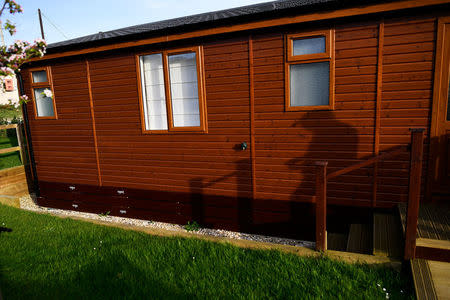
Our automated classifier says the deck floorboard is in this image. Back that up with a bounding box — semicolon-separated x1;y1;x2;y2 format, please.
398;203;449;241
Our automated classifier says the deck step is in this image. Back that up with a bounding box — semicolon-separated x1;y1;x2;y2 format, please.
0;172;26;188
398;203;450;240
0;182;29;197
0;195;20;208
327;233;347;252
347;224;372;254
373;213;403;258
411;259;438;300
0;165;25;178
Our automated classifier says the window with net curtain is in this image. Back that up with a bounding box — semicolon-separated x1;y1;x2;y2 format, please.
139;49;204;132
286;30;334;110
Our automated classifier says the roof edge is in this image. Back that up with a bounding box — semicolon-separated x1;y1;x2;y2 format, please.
32;0;450;62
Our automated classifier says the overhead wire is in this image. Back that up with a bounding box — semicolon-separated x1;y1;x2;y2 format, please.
41;12;70;39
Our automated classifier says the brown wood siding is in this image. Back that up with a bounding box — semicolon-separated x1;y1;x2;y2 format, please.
88;38;252;199
23;59;99;185
378;17;435;205
22;13;438;225
253;24;379;206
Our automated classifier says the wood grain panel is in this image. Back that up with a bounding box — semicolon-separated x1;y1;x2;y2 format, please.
22;59;99;185
21;13;437;232
378;18;435;203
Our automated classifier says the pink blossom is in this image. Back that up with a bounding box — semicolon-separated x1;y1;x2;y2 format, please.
42;89;52;98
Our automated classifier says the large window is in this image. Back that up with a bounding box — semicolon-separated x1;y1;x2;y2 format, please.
30;67;57;118
285;30;335;111
137;47;207;133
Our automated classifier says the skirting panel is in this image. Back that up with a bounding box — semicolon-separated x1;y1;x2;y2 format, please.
37;181;317;240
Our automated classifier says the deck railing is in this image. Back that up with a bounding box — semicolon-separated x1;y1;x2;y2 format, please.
314;129;424;258
0;123;25;163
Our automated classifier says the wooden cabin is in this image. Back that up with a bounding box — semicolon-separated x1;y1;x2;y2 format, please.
20;0;450;243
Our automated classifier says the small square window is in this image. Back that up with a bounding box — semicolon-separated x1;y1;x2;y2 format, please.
289;62;330;107
30;67;57;119
285;30;334;111
32;70;48;83
292;37;326;56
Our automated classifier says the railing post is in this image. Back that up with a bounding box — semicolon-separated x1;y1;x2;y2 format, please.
404;128;424;260
15;123;25;164
315;161;328;252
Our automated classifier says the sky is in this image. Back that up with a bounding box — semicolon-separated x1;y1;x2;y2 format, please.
2;0;274;45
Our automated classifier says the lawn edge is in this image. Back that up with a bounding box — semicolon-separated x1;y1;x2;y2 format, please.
15;204;402;270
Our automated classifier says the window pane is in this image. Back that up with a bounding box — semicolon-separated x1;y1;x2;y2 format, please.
32;71;48;83
140;54;168;130
290;62;329;107
168;52;200;127
34;88;55;117
293;37;326;56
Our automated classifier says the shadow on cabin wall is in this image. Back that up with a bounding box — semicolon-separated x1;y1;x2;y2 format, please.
287;112;363;235
188;112;373;240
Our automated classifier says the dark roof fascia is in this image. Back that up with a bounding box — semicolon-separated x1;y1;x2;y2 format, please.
46;0;399;54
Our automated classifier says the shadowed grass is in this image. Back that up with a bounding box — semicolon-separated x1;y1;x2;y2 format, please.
0;204;414;299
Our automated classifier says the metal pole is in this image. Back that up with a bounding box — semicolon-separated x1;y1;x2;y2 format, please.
38;9;45;40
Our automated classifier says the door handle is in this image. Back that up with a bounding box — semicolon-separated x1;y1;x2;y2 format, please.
240;142;248;150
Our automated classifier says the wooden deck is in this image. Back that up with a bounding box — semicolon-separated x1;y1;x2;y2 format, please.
399;203;450;262
399;203;450;241
346;224;372;254
411;259;450;300
399;203;450;299
373;213;403;258
0;166;29;207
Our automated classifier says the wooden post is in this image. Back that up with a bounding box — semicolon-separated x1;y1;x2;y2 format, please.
315;161;328;252
15;123;25;164
404;129;424;260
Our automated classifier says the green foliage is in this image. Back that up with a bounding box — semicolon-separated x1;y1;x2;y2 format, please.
0;204;414;299
0;105;22;124
98;211;111;217
0;0;46;108
184;220;200;232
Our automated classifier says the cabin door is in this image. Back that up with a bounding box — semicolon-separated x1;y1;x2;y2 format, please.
429;18;450;199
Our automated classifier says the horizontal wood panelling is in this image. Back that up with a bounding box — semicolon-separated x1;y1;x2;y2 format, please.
253;24;378;203
377;17;435;203
86;39;253;197
22;12;438;231
23;58;99;185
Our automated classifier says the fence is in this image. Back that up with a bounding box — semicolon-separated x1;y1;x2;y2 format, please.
0;123;26;164
314;129;424;260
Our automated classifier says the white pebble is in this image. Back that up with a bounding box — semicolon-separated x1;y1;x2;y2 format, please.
18;194;314;248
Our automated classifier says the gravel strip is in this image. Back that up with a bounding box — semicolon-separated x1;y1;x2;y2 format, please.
20;194;315;248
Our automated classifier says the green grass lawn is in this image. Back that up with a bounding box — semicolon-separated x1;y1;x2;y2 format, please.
0;134;22;170
0;204;414;299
